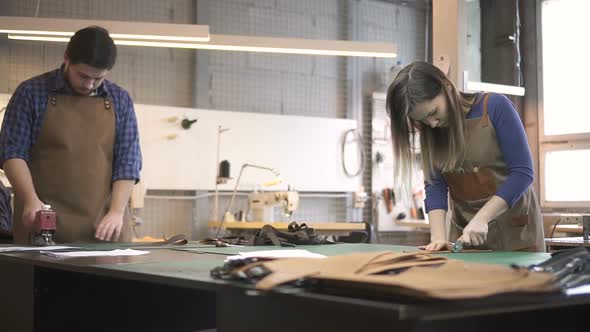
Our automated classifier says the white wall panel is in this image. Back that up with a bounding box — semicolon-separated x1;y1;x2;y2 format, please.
135;103;361;192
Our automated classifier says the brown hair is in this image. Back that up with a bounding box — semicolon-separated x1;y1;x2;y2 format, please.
386;61;475;183
66;26;117;70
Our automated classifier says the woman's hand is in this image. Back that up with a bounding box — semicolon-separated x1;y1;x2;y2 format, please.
460;218;489;246
424;240;448;251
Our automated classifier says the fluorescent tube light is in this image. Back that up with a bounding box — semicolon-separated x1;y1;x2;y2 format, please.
463;71;525;96
191;34;397;57
8;34;205;49
0;16;210;43
2;16;397;57
9;35;69;43
9;33;397;58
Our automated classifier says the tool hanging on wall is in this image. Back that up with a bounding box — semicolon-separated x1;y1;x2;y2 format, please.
341;128;365;177
389;188;396;205
181;117;198;129
410;187;425;220
382;187;396;214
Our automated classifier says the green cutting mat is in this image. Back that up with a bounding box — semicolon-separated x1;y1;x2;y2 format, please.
88;244;552;285
437;251;551;267
173;243;551;266
173;243;415;255
93;255;230;284
54;241;215;251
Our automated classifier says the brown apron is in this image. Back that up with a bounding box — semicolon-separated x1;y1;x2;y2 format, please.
442;94;545;252
13;94;132;244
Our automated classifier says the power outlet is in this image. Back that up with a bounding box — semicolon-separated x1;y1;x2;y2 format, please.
353;189;368;209
560;214;583;225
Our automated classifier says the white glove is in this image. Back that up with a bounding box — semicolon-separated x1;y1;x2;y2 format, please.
459;218;488;246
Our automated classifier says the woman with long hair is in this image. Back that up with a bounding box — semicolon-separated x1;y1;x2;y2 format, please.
386;61;544;252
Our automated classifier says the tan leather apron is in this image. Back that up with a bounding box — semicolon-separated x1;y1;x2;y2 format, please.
442;94;545;252
13;94;132;244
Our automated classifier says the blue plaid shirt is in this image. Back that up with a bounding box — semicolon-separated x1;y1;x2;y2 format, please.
0;65;142;182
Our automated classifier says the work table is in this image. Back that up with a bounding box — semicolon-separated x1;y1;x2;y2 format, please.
0;243;588;332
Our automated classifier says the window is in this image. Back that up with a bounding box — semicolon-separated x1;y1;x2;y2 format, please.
540;0;590;207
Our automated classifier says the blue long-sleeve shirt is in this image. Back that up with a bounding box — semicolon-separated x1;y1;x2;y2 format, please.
424;93;534;212
0;65;142;182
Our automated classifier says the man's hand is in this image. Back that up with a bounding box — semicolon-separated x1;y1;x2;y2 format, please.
3;158;44;231
96;180;134;242
95;210;124;241
23;198;46;230
459;217;489;246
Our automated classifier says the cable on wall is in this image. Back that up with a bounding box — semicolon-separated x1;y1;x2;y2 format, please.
515;0;523;87
34;0;41;17
341;128;365;177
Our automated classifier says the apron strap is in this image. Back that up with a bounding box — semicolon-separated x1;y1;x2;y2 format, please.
104;98;112;110
480;93;491;128
49;95;112;110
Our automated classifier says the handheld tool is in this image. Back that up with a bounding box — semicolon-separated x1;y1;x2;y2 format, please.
29;204;57;246
451;240;465;253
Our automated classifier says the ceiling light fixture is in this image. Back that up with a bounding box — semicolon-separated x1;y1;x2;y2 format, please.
189;34;397;58
0;16;210;44
2;16;396;58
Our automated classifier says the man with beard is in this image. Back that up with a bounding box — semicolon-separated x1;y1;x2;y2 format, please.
0;26;141;244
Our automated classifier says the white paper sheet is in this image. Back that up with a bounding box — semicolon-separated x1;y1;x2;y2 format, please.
226;249;326;262
40;249;149;258
0;246;78;252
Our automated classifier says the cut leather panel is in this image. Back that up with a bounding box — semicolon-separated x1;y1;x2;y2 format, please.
252;252;556;299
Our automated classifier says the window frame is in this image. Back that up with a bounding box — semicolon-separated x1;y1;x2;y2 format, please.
539;141;590;209
538;0;590;208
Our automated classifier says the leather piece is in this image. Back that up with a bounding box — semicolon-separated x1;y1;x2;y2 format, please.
508;214;530;226
250;251;556;299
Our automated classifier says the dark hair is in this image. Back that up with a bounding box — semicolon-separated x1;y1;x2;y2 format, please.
386;61;475;182
65;26;117;70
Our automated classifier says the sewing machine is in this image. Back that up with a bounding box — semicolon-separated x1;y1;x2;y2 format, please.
248;190;299;222
29;205;57;246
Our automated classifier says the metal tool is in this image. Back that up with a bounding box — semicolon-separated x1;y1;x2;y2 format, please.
29;204;57;246
451;240;465;253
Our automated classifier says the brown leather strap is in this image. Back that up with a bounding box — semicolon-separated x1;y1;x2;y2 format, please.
151;234;188;246
129;234;188;247
417;245;493;253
